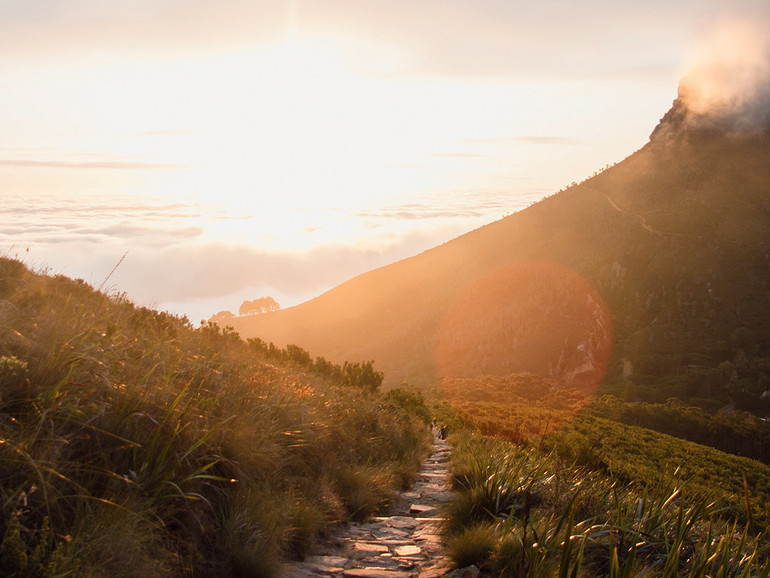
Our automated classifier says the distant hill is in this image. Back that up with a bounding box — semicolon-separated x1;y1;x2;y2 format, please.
231;96;770;412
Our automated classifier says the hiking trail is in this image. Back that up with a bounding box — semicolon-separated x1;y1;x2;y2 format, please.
281;436;454;577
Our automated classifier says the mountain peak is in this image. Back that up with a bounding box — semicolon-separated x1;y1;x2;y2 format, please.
651;49;770;141
650;85;770;143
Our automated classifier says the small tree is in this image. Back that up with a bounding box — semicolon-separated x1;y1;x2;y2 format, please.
716;360;736;385
209;310;236;324
342;360;384;392
239;297;281;316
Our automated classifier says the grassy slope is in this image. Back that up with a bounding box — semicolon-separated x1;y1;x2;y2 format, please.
438;374;770;526
0;258;430;577
442;430;770;576
547;415;770;527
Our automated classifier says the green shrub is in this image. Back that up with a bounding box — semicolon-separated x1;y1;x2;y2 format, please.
331;465;393;522
384;387;431;424
446;523;497;569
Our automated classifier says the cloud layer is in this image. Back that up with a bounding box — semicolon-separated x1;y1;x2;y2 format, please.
1;0;745;80
2;189;537;321
678;15;770;130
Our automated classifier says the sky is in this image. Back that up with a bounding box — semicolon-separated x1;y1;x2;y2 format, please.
1;0;768;323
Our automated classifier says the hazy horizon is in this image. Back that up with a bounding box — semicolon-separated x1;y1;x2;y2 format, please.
2;0;768;322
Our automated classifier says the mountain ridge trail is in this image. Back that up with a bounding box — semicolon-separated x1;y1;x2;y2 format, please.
281;436;455;578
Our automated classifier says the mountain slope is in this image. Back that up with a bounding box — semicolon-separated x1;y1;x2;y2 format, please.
231;102;770;408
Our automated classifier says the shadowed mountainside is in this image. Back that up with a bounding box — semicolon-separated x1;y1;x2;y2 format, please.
232;100;770;410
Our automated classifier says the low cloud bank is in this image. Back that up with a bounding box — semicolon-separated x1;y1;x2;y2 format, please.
677;15;770;131
110;226;465;309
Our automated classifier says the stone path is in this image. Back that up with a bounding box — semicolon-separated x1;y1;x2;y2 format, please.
282;437;454;578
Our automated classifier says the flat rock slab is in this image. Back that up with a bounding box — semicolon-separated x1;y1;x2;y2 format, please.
394;545;421;557
343;568;416;578
304;555;354;569
409;504;438;516
282;566;324;578
297;564;346;576
352;542;390;556
423;491;452;502
378;516;419;530
445;565;481;578
362;557;411;570
372;527;410;540
419;473;446;480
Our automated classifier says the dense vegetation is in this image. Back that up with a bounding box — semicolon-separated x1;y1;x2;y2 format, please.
442;432;769;576
246;338;385;393
584;394;770;464
544;416;770;527
4;255;769;577
437;371;770;574
0;257;430;576
441;374;770;465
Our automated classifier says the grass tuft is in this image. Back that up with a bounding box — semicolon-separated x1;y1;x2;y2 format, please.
446;522;497;569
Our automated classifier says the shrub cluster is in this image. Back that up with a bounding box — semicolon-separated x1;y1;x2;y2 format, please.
442;432;770;576
586;395;770;464
246;338;384;392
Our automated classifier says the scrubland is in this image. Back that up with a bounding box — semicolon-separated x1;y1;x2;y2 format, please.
439;374;770;575
4;255;770;577
0;257;430;576
442;431;769;576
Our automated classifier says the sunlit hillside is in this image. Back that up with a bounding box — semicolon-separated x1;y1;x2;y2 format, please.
0;258;430;575
232;97;770;414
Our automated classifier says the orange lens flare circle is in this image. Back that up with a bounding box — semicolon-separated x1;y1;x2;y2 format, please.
434;261;613;392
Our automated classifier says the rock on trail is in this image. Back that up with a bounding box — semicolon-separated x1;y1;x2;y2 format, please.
282;437;454;577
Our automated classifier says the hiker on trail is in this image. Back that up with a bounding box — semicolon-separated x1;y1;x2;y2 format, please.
438;425;449;440
431;418;437;435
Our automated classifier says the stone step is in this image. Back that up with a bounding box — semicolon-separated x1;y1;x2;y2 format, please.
305;556;353;569
394;545;422;557
282;439;453;578
409;504;438;516
342;567;416;578
351;542;390;556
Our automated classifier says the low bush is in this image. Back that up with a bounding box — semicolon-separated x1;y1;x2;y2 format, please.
446;523;497;569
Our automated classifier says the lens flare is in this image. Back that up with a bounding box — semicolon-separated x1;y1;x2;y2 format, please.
434;261;613;390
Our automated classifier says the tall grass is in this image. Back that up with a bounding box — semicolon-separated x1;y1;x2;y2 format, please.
442;432;770;576
0;257;431;576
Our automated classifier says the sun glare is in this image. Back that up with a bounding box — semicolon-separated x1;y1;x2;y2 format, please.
166;37;494;240
175;39;392;210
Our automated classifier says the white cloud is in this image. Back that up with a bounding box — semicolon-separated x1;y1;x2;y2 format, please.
678;14;770;130
1;0;756;81
2;188;534;321
0;159;185;170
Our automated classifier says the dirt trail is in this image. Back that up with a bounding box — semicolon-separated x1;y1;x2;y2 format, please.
281;437;454;577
